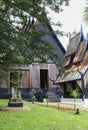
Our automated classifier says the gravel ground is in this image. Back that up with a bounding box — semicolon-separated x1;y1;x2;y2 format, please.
0;102;88;111
0;106;31;111
35;102;88;110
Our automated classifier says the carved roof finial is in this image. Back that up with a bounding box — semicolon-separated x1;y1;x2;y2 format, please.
68;32;71;41
80;24;83;34
80;24;85;41
86;33;88;41
86;33;88;51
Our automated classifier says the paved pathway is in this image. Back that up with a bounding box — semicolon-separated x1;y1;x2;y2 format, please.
35;98;88;110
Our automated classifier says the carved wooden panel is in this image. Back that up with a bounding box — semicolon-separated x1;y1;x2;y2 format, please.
21;71;29;88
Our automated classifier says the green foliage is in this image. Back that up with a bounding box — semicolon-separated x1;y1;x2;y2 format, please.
57;102;60;109
29;89;36;103
70;89;80;110
83;0;88;25
10;71;22;85
0;0;70;78
0;99;88;130
17;85;23;91
70;89;80;99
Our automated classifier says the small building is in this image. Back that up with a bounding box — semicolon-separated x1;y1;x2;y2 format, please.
55;27;88;100
0;19;65;102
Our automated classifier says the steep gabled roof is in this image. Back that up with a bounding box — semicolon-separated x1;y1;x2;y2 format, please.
65;26;85;57
36;20;66;65
47;24;66;54
65;33;81;56
37;21;66;54
73;40;87;64
64;26;86;67
20;16;65;64
72;26;86;64
55;27;88;84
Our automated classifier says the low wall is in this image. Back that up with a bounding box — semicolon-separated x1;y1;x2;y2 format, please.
61;98;82;105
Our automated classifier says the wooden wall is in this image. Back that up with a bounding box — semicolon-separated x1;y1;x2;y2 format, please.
1;63;58;90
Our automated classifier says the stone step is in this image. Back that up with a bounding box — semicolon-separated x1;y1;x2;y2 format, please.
47;92;60;102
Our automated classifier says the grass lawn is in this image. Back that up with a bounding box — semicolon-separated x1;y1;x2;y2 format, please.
0;99;88;130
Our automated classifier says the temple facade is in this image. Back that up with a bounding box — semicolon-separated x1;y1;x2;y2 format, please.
55;27;88;100
0;20;65;101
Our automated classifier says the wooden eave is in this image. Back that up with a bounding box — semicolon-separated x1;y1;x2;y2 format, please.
81;51;88;66
64;56;71;67
55;65;88;84
64;52;76;68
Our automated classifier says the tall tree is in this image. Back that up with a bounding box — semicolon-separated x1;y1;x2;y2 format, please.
0;0;70;78
83;0;88;25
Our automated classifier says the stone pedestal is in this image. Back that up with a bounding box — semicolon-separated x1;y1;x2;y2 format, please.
8;102;23;107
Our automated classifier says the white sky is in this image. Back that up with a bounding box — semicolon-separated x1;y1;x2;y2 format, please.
47;0;88;50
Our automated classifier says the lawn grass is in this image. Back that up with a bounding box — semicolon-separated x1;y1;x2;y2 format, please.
0;99;88;130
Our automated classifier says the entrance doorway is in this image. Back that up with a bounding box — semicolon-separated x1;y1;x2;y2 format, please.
63;81;82;98
40;69;48;91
